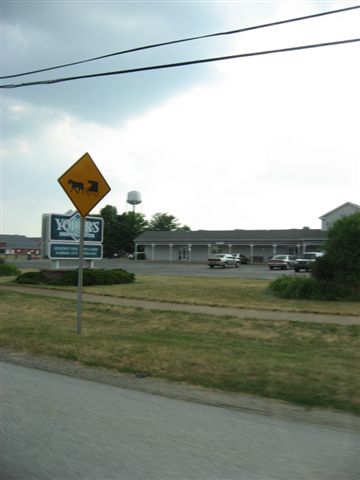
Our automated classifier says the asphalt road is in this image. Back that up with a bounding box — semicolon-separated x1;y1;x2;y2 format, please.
11;258;302;280
2;362;359;480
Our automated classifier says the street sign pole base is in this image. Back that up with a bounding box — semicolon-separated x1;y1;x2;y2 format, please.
77;215;85;335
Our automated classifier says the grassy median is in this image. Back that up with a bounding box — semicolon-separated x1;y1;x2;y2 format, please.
7;274;360;315
1;289;359;414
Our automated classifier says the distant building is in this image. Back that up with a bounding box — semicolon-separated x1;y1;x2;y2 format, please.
319;202;360;230
135;202;359;263
135;228;326;263
2;201;359;263
0;235;41;258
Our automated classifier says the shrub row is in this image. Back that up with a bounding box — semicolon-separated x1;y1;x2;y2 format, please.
0;263;21;276
16;268;135;286
268;276;318;300
268;275;360;301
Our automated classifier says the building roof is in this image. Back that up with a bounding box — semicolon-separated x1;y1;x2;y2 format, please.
135;229;326;244
0;235;41;249
319;202;360;220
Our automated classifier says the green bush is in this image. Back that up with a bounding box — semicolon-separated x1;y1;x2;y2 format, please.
311;260;360;300
16;271;45;284
16;269;135;286
0;263;21;276
268;275;360;301
316;213;360;287
268;276;320;299
269;213;360;302
311;255;335;282
53;269;135;286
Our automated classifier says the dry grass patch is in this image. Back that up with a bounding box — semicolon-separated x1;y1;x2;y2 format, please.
1;290;360;413
82;275;360;316
8;272;360;315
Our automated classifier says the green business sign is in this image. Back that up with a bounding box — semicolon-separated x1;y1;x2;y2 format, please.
49;212;103;242
48;243;102;260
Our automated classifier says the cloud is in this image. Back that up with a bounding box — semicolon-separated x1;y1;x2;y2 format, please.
2;22;36;51
85;9;164;34
8;104;26;113
3;38;359;235
2;1;359;236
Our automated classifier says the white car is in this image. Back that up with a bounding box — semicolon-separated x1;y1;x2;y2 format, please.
268;255;296;270
207;254;239;268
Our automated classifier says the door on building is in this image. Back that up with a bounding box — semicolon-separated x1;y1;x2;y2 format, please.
177;247;188;260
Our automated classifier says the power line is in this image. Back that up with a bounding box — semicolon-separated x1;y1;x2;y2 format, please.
1;38;358;89
1;4;359;80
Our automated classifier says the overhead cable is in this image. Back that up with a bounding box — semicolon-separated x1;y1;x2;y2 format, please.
1;38;359;89
1;4;359;80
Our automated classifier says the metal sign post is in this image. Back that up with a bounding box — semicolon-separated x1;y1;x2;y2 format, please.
77;215;85;334
58;152;111;334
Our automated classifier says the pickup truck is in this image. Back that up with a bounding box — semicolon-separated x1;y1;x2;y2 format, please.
294;252;324;272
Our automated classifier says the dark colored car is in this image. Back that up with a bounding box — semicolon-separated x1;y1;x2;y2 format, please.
233;254;250;264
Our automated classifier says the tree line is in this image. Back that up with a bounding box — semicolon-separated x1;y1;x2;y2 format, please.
100;205;190;258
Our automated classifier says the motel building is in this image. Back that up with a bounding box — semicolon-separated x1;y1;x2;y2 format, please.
134;202;360;263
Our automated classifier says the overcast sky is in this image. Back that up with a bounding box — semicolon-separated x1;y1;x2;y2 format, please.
1;0;359;237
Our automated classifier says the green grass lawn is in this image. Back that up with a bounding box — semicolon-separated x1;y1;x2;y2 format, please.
82;275;360;315
5;273;359;315
1;289;359;414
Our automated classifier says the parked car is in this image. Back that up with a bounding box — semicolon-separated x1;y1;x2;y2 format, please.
268;254;296;270
294;252;324;272
233;254;250;264
207;254;239;268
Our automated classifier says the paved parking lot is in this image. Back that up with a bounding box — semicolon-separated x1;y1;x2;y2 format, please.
12;258;304;280
112;260;301;280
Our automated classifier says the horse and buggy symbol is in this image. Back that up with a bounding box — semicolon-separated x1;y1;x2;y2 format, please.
68;179;99;197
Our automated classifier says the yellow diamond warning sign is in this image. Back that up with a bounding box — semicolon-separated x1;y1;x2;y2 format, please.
58;152;111;217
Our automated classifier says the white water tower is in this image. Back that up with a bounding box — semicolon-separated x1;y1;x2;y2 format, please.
127;191;142;213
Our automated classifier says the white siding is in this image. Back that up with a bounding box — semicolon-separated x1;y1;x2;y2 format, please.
321;204;360;230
